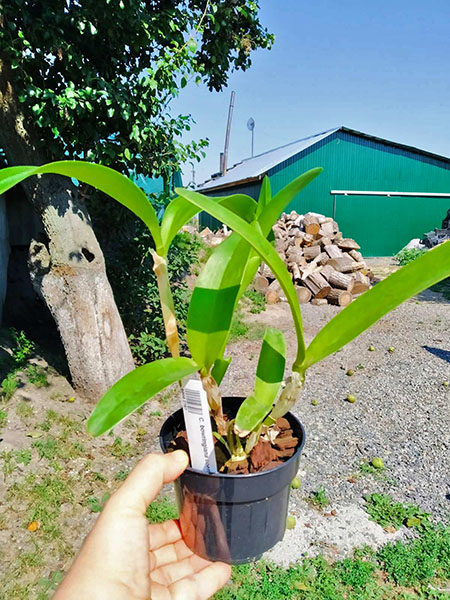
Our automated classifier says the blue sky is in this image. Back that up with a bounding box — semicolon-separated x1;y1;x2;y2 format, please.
172;0;450;187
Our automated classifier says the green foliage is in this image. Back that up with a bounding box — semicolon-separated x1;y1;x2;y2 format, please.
26;365;49;388
364;493;431;530
395;247;427;265
0;409;7;428
0;372;18;401
10;329;35;368
307;487;330;510
1;1;272;176
244;289;267;314
86;493;110;513
146;497;178;523
14;449;32;466
236;328;286;435
378;525;450;586
214;524;450;598
114;469;130;482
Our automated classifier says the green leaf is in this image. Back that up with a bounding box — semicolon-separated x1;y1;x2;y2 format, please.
0;162;163;253
187;233;250;369
211;356;232;386
175;187;306;369
259;167;323;235
87;357;198;436
160;192;257;255
188;38;198;53
256;175;271;218
235;328;286;433
304;241;450;369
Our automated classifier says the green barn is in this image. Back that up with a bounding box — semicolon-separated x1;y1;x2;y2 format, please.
197;127;450;256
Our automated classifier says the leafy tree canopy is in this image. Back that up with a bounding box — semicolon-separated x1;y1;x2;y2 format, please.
0;0;273;177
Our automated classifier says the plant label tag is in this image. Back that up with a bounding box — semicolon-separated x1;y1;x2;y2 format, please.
182;379;218;474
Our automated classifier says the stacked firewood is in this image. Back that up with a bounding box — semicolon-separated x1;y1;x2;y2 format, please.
254;211;373;307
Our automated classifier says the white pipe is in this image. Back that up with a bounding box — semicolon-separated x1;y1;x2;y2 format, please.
331;190;450;198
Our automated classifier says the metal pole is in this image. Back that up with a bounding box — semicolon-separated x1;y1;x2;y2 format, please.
222;91;235;174
333;195;336;219
251;127;254;158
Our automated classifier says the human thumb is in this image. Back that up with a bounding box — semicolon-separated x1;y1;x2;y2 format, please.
105;451;189;515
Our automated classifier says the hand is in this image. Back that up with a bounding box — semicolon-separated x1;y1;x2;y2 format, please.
54;451;231;599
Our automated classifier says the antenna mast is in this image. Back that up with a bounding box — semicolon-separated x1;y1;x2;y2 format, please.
247;117;255;157
222;91;235;175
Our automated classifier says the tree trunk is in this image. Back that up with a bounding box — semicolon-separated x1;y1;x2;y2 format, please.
0;58;134;400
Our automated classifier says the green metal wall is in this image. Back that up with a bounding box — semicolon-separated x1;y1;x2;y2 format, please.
200;181;261;230
268;132;450;256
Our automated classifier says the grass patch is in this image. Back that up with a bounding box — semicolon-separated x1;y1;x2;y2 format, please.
1;371;19;400
114;469;130;481
244;289;267;314
86;493;110;513
16;400;34;419
32;435;85;464
8;473;73;539
26;364;49;388
229;310;266;343
214;525;450;599
365;493;431;530
0;409;7;428
306;486;330;511
146;497;178;523
109;436;137;458
14;448;32;466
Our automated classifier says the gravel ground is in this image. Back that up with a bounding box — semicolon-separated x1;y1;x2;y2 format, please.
222;280;450;524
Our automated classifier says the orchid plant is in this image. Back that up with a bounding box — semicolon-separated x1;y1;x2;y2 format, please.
2;162;450;467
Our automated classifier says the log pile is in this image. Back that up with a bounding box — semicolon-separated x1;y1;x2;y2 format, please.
255;211;373;307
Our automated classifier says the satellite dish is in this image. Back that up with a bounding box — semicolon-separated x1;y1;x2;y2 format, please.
247;117;255;131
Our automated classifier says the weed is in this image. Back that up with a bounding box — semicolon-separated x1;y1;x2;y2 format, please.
10;328;35;367
86;493;110;513
1;372;18;400
91;471;106;482
1;450;15;476
244;289;267;314
26;364;49;387
109;436;136;458
14;449;32;466
228;311;249;341
395;248;427;266
0;409;7;428
38;571;64;595
16;400;34;419
365;493;431;530
146;497;178;523
306;486;329;510
32;436;85;462
377;525;450;586
114;469;130;481
358;460;386;479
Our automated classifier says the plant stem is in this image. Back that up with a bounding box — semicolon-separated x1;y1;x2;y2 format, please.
151;251;180;358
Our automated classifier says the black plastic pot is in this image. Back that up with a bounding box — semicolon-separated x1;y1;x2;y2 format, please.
159;397;306;564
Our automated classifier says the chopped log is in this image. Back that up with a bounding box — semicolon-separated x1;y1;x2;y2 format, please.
268;279;281;292
286;247;304;264
290;262;301;281
265;289;280;304
327;288;352;306
332;231;343;242
310;238;323;247
338;260;366;273
317;251;329;265
311;298;328;306
303;214;321;235
260;263;275;280
332;220;340;233
338;238;361;251
304;273;331;299
320;264;335;280
328;271;355;292
253;276;269;292
352;272;370;294
324;244;344;259
303;245;321;261
275;239;287;254
296;286;312;304
348;249;363;262
302;233;314;246
366;269;375;281
320;236;332;247
319;222;334;237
